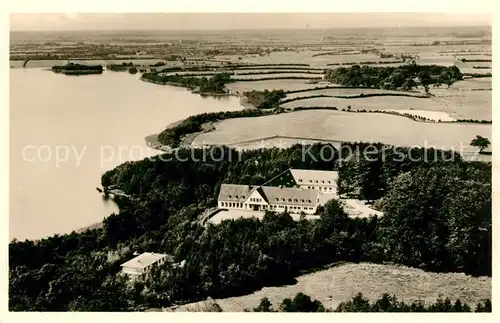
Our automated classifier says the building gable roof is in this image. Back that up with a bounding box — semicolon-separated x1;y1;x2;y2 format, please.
218;183;319;208
260;186;319;207
289;169;338;186
247;187;269;204
218;184;255;202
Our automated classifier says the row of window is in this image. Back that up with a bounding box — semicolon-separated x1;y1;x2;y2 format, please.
274;197;312;203
298;179;333;184
228;194;245;200
264;205;314;211
221;202;243;208
221;202;314;211
303;186;334;191
250;197;262;202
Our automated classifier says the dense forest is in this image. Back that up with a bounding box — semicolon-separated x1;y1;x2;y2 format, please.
325;64;462;92
251;292;492;312
9;143;491;311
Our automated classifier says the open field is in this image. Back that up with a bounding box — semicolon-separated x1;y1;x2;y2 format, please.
430;91;492;120
281;95;440;111
382;109;456;122
232;73;323;80
285;88;422;100
454;61;492;75
450;77;492;90
226;80;334;93
193;109;491;155
165;262;491;311
280;93;491;121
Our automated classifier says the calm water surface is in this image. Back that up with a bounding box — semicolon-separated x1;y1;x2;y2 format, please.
10;68;243;240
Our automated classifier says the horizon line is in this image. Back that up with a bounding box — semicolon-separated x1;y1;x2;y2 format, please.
10;24;492;32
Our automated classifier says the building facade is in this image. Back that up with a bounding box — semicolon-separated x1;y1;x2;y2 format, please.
218;184;320;214
217;169;340;215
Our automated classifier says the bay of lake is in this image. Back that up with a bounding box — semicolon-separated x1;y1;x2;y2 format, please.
10;68;244;240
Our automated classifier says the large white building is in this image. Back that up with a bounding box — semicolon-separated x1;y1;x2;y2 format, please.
120;252;172;277
217;169;339;215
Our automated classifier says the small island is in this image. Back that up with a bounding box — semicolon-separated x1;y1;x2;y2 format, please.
51;62;103;75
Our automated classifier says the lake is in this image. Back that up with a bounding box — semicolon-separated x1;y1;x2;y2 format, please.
10;68;244;240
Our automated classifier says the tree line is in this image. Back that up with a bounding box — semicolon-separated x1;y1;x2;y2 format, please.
251;292;491;312
156;109;272;147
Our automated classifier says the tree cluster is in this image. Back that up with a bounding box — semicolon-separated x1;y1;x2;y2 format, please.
243;89;287;109
107;62;134;72
325;64;462;93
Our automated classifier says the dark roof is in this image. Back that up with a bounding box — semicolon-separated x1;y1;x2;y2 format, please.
260;186;318;207
290;169;338;186
218;184;319;207
217;184;254;202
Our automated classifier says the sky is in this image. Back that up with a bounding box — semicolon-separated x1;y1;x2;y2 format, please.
10;13;492;31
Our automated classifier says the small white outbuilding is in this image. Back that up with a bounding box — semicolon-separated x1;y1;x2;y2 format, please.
120;252;172;277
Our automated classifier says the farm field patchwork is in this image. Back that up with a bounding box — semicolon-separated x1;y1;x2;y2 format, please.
193;109;491;155
216;51;400;67
165;262;491;312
